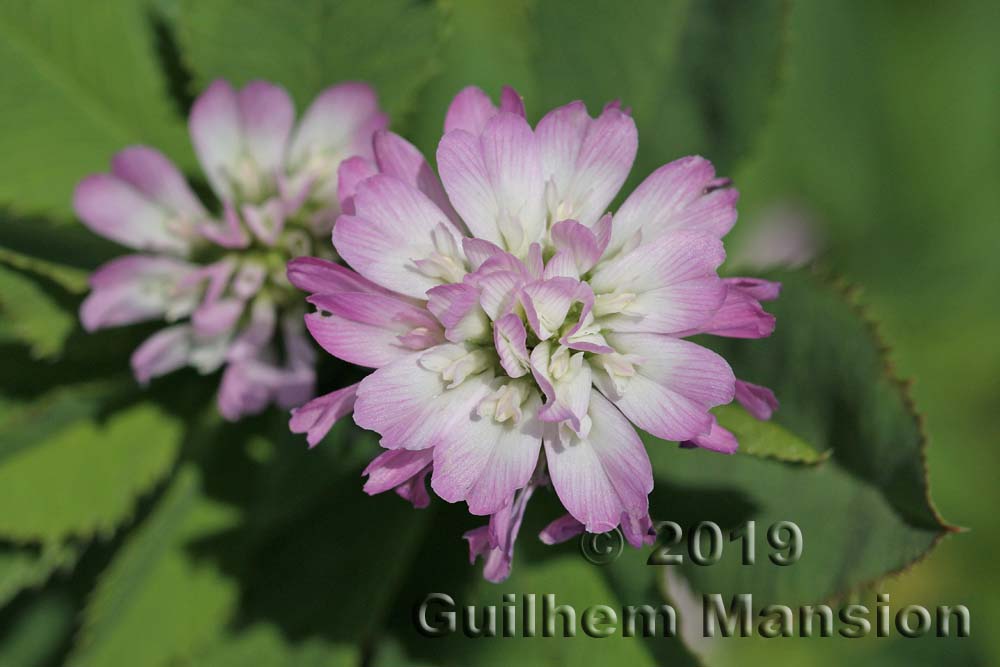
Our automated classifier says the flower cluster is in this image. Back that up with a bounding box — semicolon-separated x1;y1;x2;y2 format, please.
75;80;387;419
289;86;780;582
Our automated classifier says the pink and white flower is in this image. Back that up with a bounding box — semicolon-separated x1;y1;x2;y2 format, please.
289;86;779;581
75;79;387;419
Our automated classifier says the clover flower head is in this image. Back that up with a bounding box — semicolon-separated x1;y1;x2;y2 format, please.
75;79;387;419
289;86;779;582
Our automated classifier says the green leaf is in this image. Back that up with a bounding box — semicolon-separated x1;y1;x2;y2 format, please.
0;589;76;667
413;0;787;177
0;389;183;543
69;465;241;667
645;270;951;606
377;496;701;667
0;0;192;219
177;0;442;118
192;624;357;667
0;262;76;359
409;0;538;153
0;209;119;293
714;403;827;465
0;541;79;608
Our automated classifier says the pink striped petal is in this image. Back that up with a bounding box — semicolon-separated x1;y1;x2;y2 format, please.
610;156;738;256
537;101;637;226
363;448;434;503
426;282;489;343
333;175;461;298
286;256;391;296
336;156;377;215
290;383;360;447
543;391;652;533
444;86;499;135
681;416;738;454
131;325;193;384
735;379;779;420
431;392;543;515
306;292;442;368
597;333;734;442
493;313;530;378
591;232;727;335
374;130;461;226
353;346;493;450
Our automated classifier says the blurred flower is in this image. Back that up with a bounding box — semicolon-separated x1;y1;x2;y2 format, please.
729;202;821;271
289;86;778;581
75;79;387;420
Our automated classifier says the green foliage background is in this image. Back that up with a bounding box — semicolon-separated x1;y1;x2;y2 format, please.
0;1;995;665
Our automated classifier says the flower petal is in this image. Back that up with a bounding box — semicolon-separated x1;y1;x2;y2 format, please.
333;174;461;298
73;174;189;254
609;156;738;256
131;325;193;384
237;80;295;177
353;346;493;450
189;79;243;201
537;101;637;226
286;256;391;296
598;332;735;441
289;82;386;168
363;447;433;494
81;255;196;331
681;416;738;454
444;86;498;135
734;379;779;421
591;232;726;335
431;391;543;515
305;292;442;368
374;130;461;226
543;391;652;533
111;146;206;218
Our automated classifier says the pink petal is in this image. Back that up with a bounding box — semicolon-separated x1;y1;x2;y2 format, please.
192;298;244;337
374;130;462;227
111;146;206;218
290;383;360;447
353;347;493;450
336;156;378;215
610;156;738;256
493;313;530;378
543;391;652;533
536;101;637;226
73;174;188;254
289;82;386;168
598;332;735;441
438;112;546;252
591;232;727;335
286;256;391;296
538;514;585;545
546;219;609;278
237;80;295;177
680;277;778;339
681;416;738;454
735;379;779;421
81;255;196;331
431;392;543;515
499;86;526;117
189;79;243;201
333;175;461;298
306;292;441;368
363;447;433;493
131;325;193;384
426;283;489;343
444;86;499;135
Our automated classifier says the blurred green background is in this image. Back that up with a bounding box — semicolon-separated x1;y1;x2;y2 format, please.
0;1;997;666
